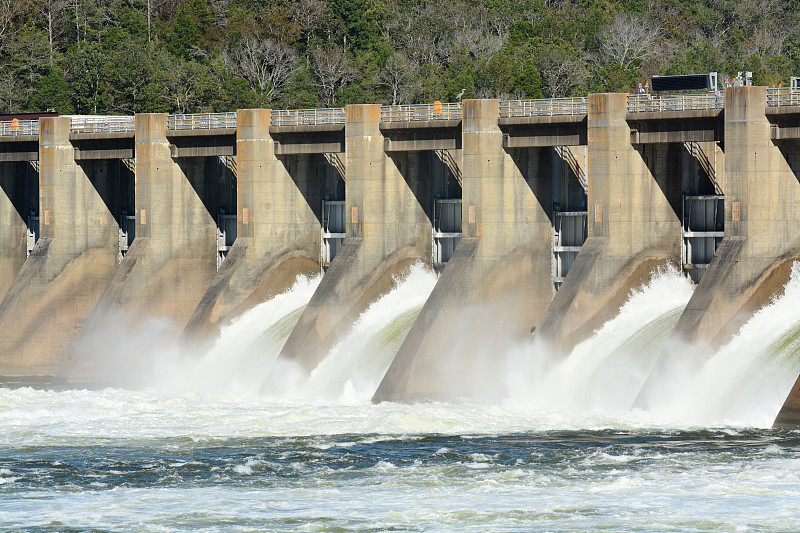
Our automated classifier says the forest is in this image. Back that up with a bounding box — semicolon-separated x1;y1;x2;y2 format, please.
0;0;798;115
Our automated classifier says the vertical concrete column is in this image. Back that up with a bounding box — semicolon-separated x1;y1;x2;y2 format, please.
57;114;222;383
87;114;217;324
673;87;800;346
182;109;320;341
275;104;429;376
0;117;119;380
375;99;555;402
539;93;681;351
0;161;34;298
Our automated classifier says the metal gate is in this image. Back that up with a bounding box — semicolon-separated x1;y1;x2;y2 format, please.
552;211;587;294
432;199;462;267
26;210;38;257
321;200;346;267
217;209;237;269
682;195;724;283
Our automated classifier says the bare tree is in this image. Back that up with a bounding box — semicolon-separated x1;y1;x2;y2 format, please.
599;12;659;69
538;50;587;98
0;0;22;53
224;36;298;104
292;0;326;46
378;52;418;105
32;0;68;64
746;27;787;62
310;45;355;107
0;68;24;112
454;27;504;61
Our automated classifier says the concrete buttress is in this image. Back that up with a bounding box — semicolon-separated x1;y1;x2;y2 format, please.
538;93;682;352
624;87;800;426
374;99;555;402
57;114;220;383
272;104;430;380
0;117;121;381
181;109;321;343
671;87;800;347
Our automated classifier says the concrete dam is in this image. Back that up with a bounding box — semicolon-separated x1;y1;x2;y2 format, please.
0;86;799;427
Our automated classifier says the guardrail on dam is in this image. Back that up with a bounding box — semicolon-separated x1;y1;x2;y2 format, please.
0;86;798;426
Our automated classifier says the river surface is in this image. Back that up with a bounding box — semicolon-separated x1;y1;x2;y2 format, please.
3;264;800;531
2;388;800;532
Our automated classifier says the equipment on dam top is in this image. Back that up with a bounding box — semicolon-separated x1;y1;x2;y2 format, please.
651;72;718;93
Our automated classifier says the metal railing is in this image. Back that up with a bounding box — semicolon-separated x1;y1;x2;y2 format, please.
555;146;587;191
500;97;588;118
71;115;135;134
271;108;345;127
767;86;800;107
324;152;345;181
381;102;462;122
168;112;237;130
435;149;462;188
627;93;724;113
0;120;39;136
684;141;721;195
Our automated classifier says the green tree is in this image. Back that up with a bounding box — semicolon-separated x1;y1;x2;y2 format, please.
26;68;75;113
68;42;109;113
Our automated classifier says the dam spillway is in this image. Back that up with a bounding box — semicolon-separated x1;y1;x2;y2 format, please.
0;87;799;427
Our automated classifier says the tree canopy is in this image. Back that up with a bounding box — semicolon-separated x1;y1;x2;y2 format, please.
0;0;797;114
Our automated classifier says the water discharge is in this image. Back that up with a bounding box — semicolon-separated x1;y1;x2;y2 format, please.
504;262;800;428
301;263;437;402
642;262;800;427
506;265;695;416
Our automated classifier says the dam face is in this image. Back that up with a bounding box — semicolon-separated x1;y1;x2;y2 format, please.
0;87;799;426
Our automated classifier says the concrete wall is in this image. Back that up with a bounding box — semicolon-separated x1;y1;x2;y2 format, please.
537;93;682;352
0;117;120;381
57;114;222;383
182;109;322;344
375;99;555;402
672;87;800;346
0;161;36;300
275;104;431;377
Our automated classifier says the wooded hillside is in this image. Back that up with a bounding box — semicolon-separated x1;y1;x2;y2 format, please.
0;0;798;114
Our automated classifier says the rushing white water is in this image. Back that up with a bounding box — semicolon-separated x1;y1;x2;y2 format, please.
643;262;800;427
506;265;695;416
502;262;800;428
301;262;437;402
168;274;322;393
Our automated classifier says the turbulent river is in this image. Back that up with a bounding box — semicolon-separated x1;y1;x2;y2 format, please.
2;264;800;532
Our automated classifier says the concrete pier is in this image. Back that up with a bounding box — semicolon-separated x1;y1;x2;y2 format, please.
274;104;432;377
374;99;557;401
182;109;324;343
538;93;682;352
672;87;800;345
57;114;223;382
0;117;122;380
